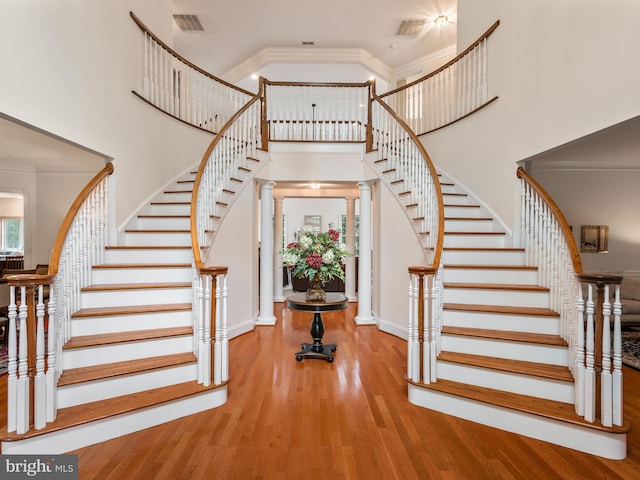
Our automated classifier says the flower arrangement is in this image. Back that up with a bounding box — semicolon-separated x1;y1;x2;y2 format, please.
281;225;352;286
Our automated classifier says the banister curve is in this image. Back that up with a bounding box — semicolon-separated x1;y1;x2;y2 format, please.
371;86;445;270
516;166;583;274
380;20;501;98
48;162;114;276
129;11;253;98
190;86;264;270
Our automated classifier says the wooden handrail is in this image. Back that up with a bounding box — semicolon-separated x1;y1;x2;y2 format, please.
380;20;501;98
129;11;253;98
48;162;114;277
516;166;583;274
190;86;264;270
262;79;372;88
371;87;445;270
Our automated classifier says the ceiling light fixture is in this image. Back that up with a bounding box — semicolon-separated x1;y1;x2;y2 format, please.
434;15;449;28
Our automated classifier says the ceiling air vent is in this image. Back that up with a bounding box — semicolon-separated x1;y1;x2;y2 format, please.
173;14;204;32
395;19;426;37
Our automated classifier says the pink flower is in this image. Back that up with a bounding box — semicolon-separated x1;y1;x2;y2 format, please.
287;242;299;249
328;229;340;242
306;253;323;268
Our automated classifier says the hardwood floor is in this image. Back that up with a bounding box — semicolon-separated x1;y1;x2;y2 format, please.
5;301;640;478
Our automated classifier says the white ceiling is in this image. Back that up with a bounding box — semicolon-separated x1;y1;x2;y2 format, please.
172;0;458;78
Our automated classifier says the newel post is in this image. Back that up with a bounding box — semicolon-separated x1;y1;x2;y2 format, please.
577;273;623;426
199;266;228;386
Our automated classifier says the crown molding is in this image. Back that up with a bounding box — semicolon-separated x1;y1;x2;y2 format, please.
223;47;394;84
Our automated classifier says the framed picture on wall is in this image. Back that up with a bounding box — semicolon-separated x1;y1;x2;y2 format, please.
580;225;608;253
304;215;321;232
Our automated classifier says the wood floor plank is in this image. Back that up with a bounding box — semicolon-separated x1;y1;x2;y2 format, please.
2;301;639;478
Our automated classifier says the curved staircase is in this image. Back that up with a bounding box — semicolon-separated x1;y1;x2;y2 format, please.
420;175;628;459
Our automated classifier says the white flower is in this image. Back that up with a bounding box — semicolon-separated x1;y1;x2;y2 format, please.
283;252;300;267
302;225;315;234
299;235;313;249
322;250;335;264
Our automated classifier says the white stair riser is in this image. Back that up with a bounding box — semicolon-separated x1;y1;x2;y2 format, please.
57;363;197;408
443;287;549;308
442;250;525;265
81;287;192;308
442;310;560;335
104;248;192;264
444;234;506;248
145;204;191;216
442;194;474;205
443;206;484;217
0;387;227;455
62;336;193;369
122;231;191;246
92;266;192;284
443;268;538;284
133;216;191;230
444;219;496;232
71;310;192;336
160;192;192;203
407;385;627;460
441;335;569;365
437;362;574;403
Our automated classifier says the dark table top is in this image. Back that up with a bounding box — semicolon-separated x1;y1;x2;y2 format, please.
286;292;348;312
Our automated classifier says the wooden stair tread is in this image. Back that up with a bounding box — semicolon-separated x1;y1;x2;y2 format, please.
445;231;506;235
137;215;189;218
415;379;630;434
0;381;225;441
82;282;191;291
442;326;567;346
444;247;525;252
444;282;548;292
438;351;573;382
93;263;191;269
444;264;537;270
445;217;493;221
105;245;190;250
72;303;192;318
58;352;197;386
64;326;193;349
125;229;189;233
444;303;559;317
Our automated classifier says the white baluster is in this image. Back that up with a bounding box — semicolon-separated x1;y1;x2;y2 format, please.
16;286;29;434
584;284;596;422
601;285;613;426
34;285;46;429
7;285;17;432
612;284;623;425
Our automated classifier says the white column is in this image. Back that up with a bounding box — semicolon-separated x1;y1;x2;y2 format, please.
257;181;277;325
355;182;374;324
345;196;357;301
273;196;284;302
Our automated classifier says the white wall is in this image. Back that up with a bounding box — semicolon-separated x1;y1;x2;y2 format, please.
207;179;259;338
0;0;213;230
375;182;429;338
422;0;640;233
282;198;348;244
529;117;640;275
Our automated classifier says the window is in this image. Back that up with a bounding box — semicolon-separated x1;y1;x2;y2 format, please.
1;217;24;252
340;214;359;256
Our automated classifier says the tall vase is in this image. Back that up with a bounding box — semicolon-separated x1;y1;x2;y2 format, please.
305;275;327;302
